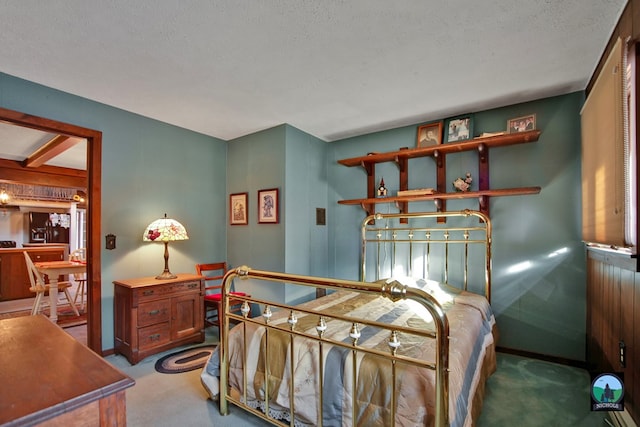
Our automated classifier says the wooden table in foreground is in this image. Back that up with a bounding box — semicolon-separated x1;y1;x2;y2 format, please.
0;315;135;427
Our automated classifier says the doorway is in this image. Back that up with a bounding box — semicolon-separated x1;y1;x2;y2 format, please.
0;107;102;354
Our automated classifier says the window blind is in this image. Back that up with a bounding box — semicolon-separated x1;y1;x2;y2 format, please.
581;37;628;247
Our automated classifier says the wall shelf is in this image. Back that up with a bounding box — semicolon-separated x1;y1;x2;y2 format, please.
337;130;541;220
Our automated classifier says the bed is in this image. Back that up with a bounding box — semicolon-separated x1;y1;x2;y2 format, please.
201;210;497;426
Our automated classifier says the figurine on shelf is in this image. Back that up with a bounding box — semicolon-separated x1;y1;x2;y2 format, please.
453;172;473;192
377;178;388;197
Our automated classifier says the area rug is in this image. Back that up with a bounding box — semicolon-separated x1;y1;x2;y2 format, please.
154;345;217;374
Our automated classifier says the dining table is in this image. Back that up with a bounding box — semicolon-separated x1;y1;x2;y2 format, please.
34;260;86;323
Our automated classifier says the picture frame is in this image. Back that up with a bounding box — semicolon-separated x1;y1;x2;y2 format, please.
229;192;248;225
444;115;473;143
416;121;443;148
258;188;279;224
507;114;536;133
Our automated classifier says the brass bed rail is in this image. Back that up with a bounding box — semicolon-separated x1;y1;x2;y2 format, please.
361;209;492;302
219;267;450;426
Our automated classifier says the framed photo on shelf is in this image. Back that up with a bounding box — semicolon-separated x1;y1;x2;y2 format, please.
416;121;443;148
507;114;536;133
258;188;279;224
229;192;248;225
444;115;473;143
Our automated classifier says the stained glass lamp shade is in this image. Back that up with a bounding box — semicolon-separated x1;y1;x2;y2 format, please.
143;214;189;280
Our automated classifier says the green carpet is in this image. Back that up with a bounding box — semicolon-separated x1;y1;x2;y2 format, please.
478;353;609;427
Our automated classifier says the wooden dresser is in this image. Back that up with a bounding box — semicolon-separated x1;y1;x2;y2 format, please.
0;315;134;426
113;273;205;364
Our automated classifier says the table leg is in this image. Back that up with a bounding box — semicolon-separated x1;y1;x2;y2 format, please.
48;277;59;323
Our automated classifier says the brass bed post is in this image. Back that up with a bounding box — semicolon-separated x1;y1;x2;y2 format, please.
377;230;382;280
362;213;382;281
287;311;297;427
444;230;450;284
219;268;240;416
316;317;327;427
463;229;469;291
361;215;370;281
263;305;272;418
484;216;492;303
408;229;414;277
392;230;397;277
425;230;431;280
350;322;361;425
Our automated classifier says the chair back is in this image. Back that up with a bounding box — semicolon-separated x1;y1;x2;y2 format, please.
70;248;87;279
23;252;45;291
70;248;86;262
195;262;228;296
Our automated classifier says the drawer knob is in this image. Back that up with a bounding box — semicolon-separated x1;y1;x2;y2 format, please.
188;283;198;289
148;309;160;316
149;333;161;341
143;290;154;296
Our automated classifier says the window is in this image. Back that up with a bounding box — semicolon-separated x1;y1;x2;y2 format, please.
581;37;636;250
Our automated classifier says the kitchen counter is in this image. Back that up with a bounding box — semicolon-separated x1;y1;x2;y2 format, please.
0;245;68;252
0;246;68;301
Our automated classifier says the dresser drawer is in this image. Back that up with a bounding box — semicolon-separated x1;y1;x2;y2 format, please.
136;280;201;302
138;300;171;327
138;322;171;350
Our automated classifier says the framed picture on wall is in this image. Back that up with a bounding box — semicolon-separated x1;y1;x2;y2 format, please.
229;192;248;225
507;114;536;133
444;115;473;143
416;121;443;148
258;188;279;224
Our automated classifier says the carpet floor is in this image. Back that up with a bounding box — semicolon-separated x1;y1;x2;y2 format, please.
105;330;613;427
478;353;609;427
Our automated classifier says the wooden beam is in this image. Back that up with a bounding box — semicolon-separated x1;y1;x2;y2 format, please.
22;134;79;168
0;158;86;188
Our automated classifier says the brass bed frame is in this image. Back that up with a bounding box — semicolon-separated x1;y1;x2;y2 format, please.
217;210;492;427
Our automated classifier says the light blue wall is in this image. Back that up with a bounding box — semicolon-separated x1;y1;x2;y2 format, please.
227;125;286;304
328;92;586;361
226;124;329;306
284;125;329;303
0;72;227;350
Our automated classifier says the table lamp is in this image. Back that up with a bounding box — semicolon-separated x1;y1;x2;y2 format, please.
143;213;189;280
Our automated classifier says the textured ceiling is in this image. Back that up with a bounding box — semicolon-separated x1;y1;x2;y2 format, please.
0;1;628;144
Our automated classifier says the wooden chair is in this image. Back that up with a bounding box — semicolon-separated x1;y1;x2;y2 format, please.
23;252;79;317
70;248;87;311
195;262;249;334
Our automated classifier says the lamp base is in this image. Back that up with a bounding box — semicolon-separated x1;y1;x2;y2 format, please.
155;270;177;280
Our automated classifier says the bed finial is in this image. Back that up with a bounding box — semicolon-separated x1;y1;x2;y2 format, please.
316;316;327;338
388;331;401;355
380;278;407;302
236;265;251;277
349;323;361;345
